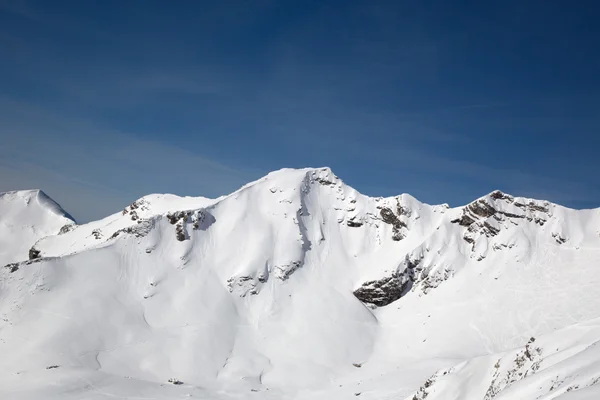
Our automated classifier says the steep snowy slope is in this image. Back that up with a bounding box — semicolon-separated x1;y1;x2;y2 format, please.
0;189;75;264
1;167;600;400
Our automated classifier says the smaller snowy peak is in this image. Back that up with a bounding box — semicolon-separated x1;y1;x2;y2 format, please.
0;190;75;265
451;190;553;228
0;189;75;222
450;190;554;245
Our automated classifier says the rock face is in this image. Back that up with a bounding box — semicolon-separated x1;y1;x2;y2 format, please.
166;210;212;241
353;273;406;307
28;247;41;260
449;191;555;261
379;206;407;241
353;256;423;306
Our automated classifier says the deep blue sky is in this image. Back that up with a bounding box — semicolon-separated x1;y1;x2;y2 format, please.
1;0;599;221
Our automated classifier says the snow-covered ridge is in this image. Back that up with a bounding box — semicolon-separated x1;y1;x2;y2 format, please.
1;168;600;400
5;168;600;302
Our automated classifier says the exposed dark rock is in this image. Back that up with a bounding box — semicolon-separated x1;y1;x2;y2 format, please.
406;256;420;271
29;247;41;260
451;214;477;227
380;207;407;241
166;210;213;241
346;217;363;227
5;257;49;274
168;378;183;385
391;228;406;241
192;210;212;230
515;202;549;214
528;203;550;213
534;217;546;226
314;176;335;186
91;229;102;240
175;224;186;241
490;190;506;200
121;200;150;219
469;200;497;218
500;211;525;219
110;219;154;239
353;273;405;307
312;169;337;186
380;207;407;228
275;261;302;281
397;204;411;217
354;255;427;306
552;233;567;244
452;199;497;226
58;224;75;235
167;211;191;225
46;365;59;370
4;263;19;273
483;222;501;237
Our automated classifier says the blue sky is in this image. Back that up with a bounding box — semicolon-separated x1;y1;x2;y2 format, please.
1;0;599;222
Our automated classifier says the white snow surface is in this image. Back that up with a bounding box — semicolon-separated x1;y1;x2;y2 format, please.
1;167;600;399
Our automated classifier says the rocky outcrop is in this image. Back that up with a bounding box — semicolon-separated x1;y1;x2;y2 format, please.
352;253;453;306
165;210;212;241
274;261;302;281
28;246;41;260
227;275;260;296
58;224;76;235
353;273;407;307
4;256;56;274
346;217;363;227
379;206;407;241
451;199;497;227
4;263;19;273
451;193;554;259
354;257;420;306
110;219;155;239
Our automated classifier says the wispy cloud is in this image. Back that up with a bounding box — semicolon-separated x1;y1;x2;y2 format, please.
0;97;265;222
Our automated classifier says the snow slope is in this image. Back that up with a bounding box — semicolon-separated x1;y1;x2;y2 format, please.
1;167;600;399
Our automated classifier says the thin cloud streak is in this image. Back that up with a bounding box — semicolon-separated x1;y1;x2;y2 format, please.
0;99;265;222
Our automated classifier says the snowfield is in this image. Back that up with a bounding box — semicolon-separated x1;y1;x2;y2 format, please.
1;167;600;399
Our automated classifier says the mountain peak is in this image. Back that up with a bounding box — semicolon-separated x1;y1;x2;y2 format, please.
0;189;75;223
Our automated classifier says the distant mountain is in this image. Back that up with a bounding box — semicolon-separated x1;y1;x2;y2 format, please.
1;168;600;400
0;189;74;264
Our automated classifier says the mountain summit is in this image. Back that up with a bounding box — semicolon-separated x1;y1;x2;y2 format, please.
1;168;600;400
0;189;75;264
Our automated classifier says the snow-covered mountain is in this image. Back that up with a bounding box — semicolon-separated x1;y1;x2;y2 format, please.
1;167;600;400
0;189;75;264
